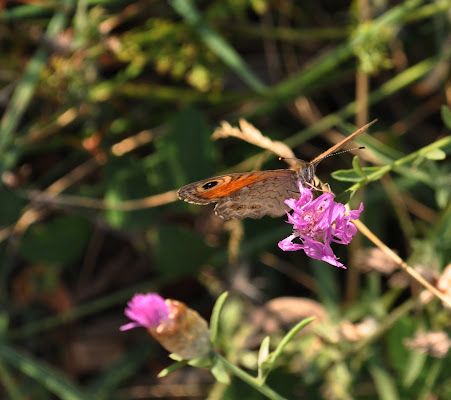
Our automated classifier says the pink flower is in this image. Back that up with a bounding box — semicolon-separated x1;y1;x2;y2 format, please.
278;183;363;268
120;293;169;331
120;293;211;360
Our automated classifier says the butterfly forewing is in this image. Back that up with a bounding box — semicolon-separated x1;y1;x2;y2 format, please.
214;171;299;219
177;120;376;219
177;170;298;219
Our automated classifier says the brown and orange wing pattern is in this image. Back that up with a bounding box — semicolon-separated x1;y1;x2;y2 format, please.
177;170;299;219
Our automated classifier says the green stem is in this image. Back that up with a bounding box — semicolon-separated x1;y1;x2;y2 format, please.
216;354;288;400
0;0;73;173
349;298;418;355
0;357;22;400
7;277;171;340
347;135;451;192
169;0;267;94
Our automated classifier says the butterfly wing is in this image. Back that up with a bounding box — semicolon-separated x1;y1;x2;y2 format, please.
177;170;299;220
215;173;299;219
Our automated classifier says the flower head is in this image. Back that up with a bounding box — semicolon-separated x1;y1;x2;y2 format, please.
278;183;363;268
120;293;169;331
121;293;211;360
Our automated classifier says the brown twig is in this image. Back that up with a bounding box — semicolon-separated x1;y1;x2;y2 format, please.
354;219;451;308
0;159;100;243
212;119;297;167
24;189;178;211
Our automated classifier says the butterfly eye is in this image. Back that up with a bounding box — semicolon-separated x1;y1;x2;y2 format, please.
202;181;218;190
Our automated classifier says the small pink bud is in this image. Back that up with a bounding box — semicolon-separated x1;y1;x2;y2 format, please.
121;293;211;360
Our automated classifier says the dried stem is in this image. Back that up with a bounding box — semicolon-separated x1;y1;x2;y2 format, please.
354;219;451;308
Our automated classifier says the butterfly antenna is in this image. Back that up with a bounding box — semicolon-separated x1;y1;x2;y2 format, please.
312;146;365;165
278;156;303;162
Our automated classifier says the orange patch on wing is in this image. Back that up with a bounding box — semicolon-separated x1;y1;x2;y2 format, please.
199;170;294;199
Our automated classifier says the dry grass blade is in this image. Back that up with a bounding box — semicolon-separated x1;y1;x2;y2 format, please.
0;159;100;243
212;119;297;167
354;219;451;308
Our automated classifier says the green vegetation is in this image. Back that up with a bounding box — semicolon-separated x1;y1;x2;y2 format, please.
0;1;450;399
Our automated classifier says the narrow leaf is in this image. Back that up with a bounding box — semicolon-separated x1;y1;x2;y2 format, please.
441;105;451;129
425;148;446;160
210;292;229;345
0;343;88;400
261;317;315;382
169;0;267;93
352;155;368;181
257;336;270;381
403;351;427;388
158;360;188;378
211;358;231;384
370;363;400;400
332;166;383;182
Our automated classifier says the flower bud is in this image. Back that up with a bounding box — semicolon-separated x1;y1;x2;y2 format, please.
121;293;211;360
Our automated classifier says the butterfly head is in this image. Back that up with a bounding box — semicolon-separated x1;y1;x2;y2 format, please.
297;162;317;185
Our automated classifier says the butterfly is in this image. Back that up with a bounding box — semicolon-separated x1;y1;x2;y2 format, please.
177;120;376;220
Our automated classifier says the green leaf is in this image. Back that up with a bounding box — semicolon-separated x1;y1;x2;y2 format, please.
0;343;88;400
386;317;415;375
417;359;444;399
0;186;26;225
103;156;159;229
436;187;450;209
402;350;427;388
156;106;218;190
369;363;400;400
187;355;213;368
170;0;267;94
0;311;9;335
19;216;91;264
311;259;341;317
352;155;368;181
0;0;72;173
89;344;153;398
425;148;446;160
210;292;229;345
441;105;451;129
257;336;270;381
332;166;384;182
154;226;214;278
334;190;354;205
260;317;315;383
158;360;188;378
211;357;231;384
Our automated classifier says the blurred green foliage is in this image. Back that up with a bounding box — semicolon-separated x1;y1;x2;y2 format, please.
1;0;451;399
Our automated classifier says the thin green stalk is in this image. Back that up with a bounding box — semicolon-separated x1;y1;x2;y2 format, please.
0;0;73;173
418;359;443;400
169;0;267;94
286;57;440;149
347;136;451;192
0;357;22;400
404;0;451;22
216;354;288;400
248;0;429;119
229;57;440;175
232;25;349;42
0;343;89;400
350;297;418;356
7;277;171;340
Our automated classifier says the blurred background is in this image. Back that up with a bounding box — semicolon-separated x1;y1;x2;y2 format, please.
1;0;451;399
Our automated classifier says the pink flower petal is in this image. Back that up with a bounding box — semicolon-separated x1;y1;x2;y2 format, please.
120;293;169;330
279;182;362;268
